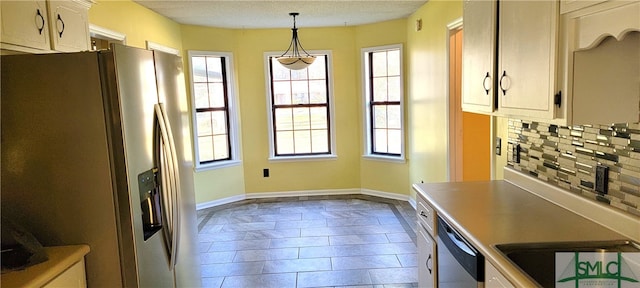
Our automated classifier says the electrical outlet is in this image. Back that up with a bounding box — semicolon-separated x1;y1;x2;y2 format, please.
595;165;608;194
263;168;270;177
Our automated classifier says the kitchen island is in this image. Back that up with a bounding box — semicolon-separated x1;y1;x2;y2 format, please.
413;168;638;287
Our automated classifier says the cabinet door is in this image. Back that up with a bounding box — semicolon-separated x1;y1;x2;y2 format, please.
417;226;436;288
0;0;50;51
47;0;90;52
485;260;515;288
497;0;559;120
461;0;496;114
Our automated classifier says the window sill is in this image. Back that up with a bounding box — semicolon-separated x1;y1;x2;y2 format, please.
195;160;242;172
362;154;406;163
269;154;338;162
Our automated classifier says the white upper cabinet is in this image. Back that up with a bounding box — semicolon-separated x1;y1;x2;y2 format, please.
461;0;497;114
558;0;640;125
496;0;560;120
47;0;91;52
0;1;51;51
0;0;91;53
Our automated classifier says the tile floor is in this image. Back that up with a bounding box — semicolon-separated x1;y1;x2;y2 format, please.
196;194;418;288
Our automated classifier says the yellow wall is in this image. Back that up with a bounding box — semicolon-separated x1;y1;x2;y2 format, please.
235;27;361;193
89;0;477;205
407;0;463;197
179;25;246;204
89;0;182;50
354;19;410;195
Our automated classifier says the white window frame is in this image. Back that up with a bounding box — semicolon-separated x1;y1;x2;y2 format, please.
361;44;406;162
188;50;241;171
264;50;337;161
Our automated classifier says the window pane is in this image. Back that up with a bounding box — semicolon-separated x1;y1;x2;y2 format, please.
211;111;227;134
194;83;209;109
190;53;234;165
294;130;311;153
388;129;402;154
373;78;388;102
209;83;225;108
206;57;223;82
273;82;292;105
213;135;229;159
291;81;309;104
192;57;207;82
275;108;293;131
387;76;401;102
309;80;327;104
276;131;294;154
293;108;310;130
196;112;213;136
308;56;326;80
198;136;214;162
387;50;400;76
374;129;388;153
291;68;308;80
310;107;327;129
270;54;330;156
311;130;329;153
372;52;387;77
387;105;401;129
271;58;291;81
373;105;387;129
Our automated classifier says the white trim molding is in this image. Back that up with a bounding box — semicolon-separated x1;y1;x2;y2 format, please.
196;188;412;210
146;41;180;56
89;24;126;44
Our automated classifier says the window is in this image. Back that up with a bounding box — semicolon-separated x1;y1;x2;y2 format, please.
362;45;404;160
188;51;240;170
266;52;335;159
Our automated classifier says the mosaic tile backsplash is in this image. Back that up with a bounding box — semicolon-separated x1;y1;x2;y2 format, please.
507;119;640;217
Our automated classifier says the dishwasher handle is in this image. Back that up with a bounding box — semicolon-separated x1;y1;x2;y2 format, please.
437;216;484;282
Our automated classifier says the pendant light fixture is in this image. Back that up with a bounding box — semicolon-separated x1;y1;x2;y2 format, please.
276;12;315;70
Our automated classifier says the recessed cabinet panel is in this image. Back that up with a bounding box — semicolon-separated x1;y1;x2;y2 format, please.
47;0;90;52
461;0;496;114
0;1;50;51
571;33;640;124
497;0;558;120
418;226;436;288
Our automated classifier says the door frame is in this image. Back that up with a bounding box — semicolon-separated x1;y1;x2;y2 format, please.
445;18;497;181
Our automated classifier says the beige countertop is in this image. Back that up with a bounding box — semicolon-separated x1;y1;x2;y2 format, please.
1;245;90;288
413;180;627;287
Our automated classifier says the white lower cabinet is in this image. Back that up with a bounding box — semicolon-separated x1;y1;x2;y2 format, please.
44;259;87;288
417;225;436;287
485;260;515;288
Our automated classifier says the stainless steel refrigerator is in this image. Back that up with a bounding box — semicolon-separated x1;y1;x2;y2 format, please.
1;44;201;287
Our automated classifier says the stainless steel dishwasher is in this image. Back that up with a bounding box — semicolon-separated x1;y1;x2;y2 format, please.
437;215;484;287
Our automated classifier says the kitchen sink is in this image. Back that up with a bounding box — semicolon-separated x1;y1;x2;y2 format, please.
494;240;640;287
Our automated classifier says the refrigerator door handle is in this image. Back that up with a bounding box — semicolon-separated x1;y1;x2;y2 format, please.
154;104;180;270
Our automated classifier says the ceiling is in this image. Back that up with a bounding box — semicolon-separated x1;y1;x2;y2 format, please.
133;1;428;29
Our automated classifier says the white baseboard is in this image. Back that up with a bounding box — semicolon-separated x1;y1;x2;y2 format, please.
196;194;246;210
196;188;413;210
246;188;361;199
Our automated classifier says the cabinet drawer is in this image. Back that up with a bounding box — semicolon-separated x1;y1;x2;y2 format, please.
417;194;436;237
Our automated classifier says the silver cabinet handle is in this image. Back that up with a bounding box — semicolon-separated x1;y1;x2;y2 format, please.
482;72;491;95
35;9;45;35
426;254;433;274
56;14;65;38
499;71;510;96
